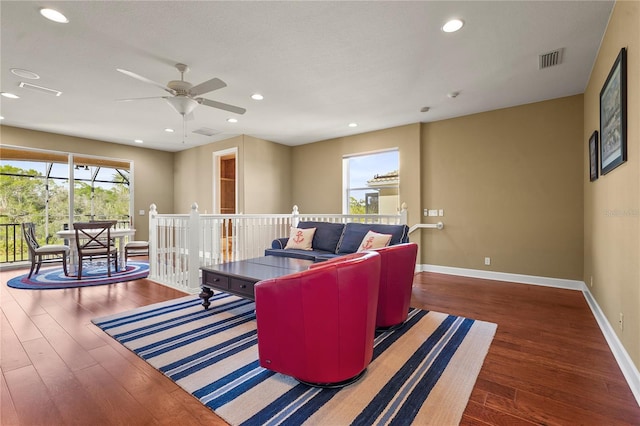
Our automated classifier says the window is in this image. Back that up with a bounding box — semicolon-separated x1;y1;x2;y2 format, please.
0;146;131;257
72;159;130;225
343;150;399;215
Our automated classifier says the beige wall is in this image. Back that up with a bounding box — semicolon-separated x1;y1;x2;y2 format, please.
173;135;291;214
0;126;174;240
421;95;584;279
173;135;245;214
584;1;639;369
243;135;292;214
290;123;422;227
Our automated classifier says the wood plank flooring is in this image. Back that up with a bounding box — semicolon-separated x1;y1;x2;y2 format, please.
2;267;639;425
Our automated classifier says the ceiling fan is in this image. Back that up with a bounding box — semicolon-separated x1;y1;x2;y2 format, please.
116;63;246;119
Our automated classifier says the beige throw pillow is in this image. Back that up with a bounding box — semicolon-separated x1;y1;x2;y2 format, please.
357;230;392;252
284;227;316;250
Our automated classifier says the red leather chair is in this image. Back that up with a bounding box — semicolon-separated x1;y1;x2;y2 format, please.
307;243;418;329
373;243;418;329
255;251;381;387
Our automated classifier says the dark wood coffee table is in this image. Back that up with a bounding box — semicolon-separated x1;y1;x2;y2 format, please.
199;256;315;308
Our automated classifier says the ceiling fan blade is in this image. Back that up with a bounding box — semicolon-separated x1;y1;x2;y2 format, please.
116;68;175;95
198;98;246;115
189;78;227;97
116;96;166;102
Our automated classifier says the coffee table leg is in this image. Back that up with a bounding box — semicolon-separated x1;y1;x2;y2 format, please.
199;286;214;309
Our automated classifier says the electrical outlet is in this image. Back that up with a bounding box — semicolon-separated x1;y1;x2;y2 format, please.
438;209;444;216
484;257;491;266
590;276;593;287
423;209;429;217
619;313;624;331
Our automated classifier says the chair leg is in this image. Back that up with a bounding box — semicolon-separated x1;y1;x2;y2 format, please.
77;258;83;280
28;260;36;279
62;255;68;276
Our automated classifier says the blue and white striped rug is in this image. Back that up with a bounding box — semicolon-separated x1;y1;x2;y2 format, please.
92;293;497;425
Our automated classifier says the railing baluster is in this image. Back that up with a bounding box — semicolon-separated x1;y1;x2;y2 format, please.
145;203;407;293
0;223;30;263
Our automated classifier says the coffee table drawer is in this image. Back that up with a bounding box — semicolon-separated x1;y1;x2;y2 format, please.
203;271;230;290
229;278;255;297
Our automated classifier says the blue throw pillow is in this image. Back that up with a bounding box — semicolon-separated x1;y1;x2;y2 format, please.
298;221;345;253
337;223;409;254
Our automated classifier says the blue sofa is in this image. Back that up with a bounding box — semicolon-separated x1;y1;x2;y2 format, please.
265;221;410;261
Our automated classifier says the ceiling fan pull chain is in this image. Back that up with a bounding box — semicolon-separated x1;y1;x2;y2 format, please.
182;115;187;144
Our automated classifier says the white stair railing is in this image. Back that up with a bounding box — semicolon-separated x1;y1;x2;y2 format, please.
148;203;408;293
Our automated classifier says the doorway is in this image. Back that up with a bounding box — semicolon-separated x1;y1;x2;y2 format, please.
213;148;237;260
213;148;237;215
219;155;236;215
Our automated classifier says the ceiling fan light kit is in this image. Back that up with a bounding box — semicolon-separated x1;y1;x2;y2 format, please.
166;96;199;116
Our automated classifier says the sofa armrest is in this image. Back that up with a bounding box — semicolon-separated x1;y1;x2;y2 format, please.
271;238;289;249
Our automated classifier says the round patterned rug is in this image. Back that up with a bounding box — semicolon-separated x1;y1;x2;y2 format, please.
7;261;149;290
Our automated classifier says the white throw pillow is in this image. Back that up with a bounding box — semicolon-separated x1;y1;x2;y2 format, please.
284;227;316;250
357;230;392;252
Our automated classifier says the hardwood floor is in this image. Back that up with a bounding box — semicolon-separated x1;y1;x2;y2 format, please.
2;267;639;425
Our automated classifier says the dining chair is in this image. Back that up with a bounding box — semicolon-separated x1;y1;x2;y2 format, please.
22;222;70;279
73;220;118;279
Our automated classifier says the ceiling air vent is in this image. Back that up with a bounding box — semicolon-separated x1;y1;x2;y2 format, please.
19;81;62;96
539;48;564;69
192;127;220;137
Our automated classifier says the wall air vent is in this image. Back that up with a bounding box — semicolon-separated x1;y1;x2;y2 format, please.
192;127;220;136
19;81;62;96
539;48;564;69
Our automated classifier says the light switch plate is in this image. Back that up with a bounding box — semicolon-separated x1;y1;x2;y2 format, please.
139;209;145;216
428;209;438;217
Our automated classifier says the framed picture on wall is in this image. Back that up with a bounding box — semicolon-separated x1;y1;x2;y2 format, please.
589;131;599;181
599;47;627;175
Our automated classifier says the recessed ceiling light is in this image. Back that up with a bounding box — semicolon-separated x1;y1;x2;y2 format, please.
348;123;358;128
164;128;175;133
40;8;69;23
442;19;464;33
0;116;4;120
0;92;20;99
251;93;264;100
134;139;143;144
227;118;238;123
11;68;40;79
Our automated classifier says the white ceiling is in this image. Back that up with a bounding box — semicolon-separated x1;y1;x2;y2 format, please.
1;1;614;152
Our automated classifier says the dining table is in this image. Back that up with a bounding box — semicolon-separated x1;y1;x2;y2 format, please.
56;227;137;274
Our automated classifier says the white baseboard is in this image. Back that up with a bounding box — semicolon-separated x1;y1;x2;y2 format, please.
582;290;640;406
417;263;640;407
418;264;587;291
